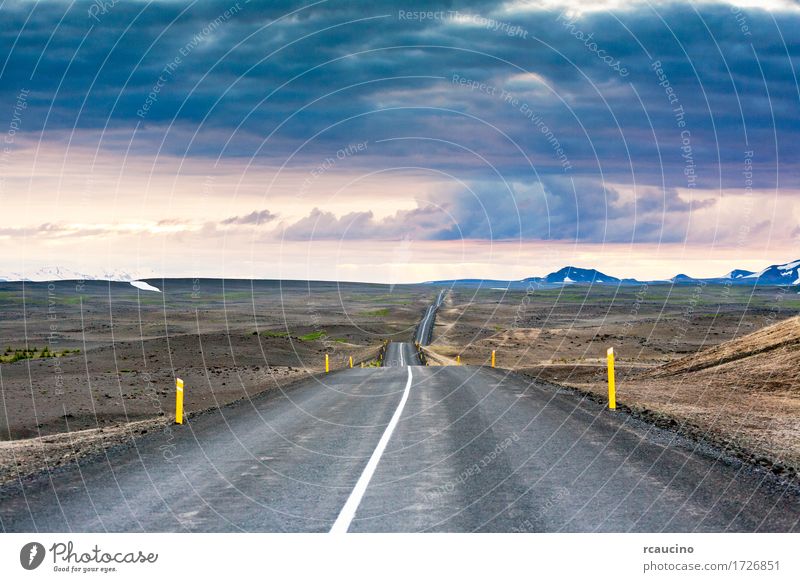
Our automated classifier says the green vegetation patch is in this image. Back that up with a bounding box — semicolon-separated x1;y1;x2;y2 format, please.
59;295;85;305
252;329;332;341
1;346;80;363
361;308;390;317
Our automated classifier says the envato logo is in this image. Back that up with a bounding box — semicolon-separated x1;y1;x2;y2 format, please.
20;542;46;570
19;541;158;573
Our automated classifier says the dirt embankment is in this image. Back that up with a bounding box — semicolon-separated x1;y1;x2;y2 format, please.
646;315;800;378
612;315;800;478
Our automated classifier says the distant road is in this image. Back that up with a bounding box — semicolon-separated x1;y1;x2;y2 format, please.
1;290;798;532
383;290;444;367
414;289;445;346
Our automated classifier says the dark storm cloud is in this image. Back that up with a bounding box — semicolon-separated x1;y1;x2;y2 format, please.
2;0;798;243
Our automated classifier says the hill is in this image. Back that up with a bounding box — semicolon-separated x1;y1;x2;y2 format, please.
648;315;800;380
536;266;620;284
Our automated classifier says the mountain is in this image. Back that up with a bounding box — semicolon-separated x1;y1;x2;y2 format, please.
0;266;87;282
4;259;799;288
671;273;699;284
420;278;527;288
725;269;755;280
0;266;158;282
423;258;800;288
538;266;620;285
743;259;800;285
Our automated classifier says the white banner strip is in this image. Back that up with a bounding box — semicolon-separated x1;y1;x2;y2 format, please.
1;533;798;581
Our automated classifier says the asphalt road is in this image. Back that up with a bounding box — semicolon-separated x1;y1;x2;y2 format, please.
383;342;421;367
414;290;444;345
1;364;798;532
382;290;443;367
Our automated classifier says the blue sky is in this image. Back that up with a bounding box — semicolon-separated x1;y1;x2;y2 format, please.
1;0;798;282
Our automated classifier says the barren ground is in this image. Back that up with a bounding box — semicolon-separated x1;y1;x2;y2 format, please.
425;284;800;479
0;279;432;482
4;279;799;485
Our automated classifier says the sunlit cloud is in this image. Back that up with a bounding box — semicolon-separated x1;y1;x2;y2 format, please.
1;1;799;281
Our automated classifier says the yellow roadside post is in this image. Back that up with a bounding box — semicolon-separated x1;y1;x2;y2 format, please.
325;354;330;374
491;350;496;368
607;347;616;410
175;378;184;424
456;354;461;365
349;356;353;368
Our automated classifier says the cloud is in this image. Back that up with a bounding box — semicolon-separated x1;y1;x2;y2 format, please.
2;0;799;271
277;177;719;244
2;0;800;189
221;209;278;225
0;220;196;239
279;206;451;240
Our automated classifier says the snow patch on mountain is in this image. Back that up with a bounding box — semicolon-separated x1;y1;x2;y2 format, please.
0;266;158;282
724;269;755;280
130;281;161;292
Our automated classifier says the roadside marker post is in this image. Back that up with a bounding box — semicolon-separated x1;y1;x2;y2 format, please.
456;355;461;365
607;348;616;410
349;356;353;368
175;378;184;424
325;354;330;374
491;350;496;368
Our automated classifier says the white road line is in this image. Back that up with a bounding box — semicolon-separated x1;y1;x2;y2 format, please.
398;345;404;367
330;366;413;534
419;306;433;343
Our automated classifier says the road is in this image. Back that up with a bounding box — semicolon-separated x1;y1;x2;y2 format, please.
383;342;420;367
383;290;444;367
414;289;445;346
1;365;797;532
1;292;798;532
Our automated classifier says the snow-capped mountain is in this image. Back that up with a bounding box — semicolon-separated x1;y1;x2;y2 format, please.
0;266;158;282
0;266;85;282
743;259;800;285
423;258;800;288
5;260;800;288
538;266;620;285
724;269;755;280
